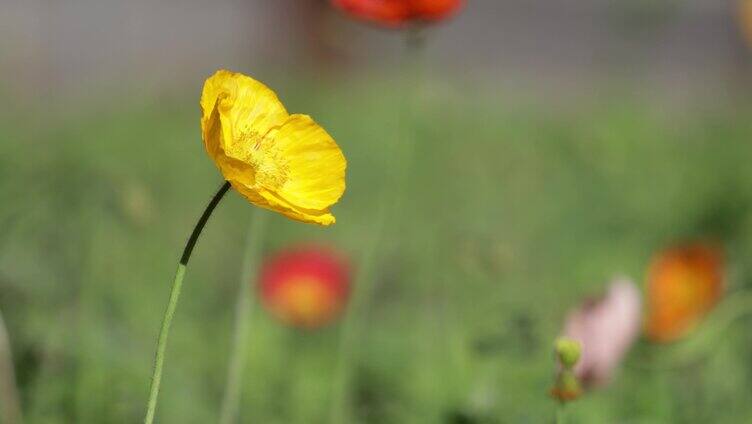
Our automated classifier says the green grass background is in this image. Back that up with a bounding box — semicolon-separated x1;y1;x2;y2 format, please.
2;75;752;423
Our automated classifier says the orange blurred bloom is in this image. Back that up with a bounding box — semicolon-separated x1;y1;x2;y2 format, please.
644;243;724;343
740;0;752;49
259;245;351;329
331;0;463;27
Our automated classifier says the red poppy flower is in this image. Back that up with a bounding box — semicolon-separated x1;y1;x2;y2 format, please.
331;0;464;27
259;245;351;328
644;243;724;343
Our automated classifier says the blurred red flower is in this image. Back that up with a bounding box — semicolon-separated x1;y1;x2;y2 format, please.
644;243;724;343
259;245;351;329
331;0;463;27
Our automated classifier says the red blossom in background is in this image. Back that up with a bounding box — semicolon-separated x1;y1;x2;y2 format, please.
259;245;351;329
644;243;724;343
331;0;464;27
740;0;752;49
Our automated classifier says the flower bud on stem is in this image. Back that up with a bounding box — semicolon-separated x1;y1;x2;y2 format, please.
550;337;583;424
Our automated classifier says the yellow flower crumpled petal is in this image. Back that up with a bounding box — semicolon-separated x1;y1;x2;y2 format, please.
200;70;346;225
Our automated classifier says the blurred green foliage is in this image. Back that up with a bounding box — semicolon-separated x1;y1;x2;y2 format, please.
1;77;752;423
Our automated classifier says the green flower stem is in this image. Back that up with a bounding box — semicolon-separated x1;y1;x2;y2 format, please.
74;199;100;423
328;200;386;424
556;403;566;424
144;181;231;424
219;211;267;424
0;306;22;424
329;31;425;424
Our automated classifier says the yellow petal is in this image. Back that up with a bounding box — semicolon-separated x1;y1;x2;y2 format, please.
230;180;337;225
200;70;289;165
263;114;347;211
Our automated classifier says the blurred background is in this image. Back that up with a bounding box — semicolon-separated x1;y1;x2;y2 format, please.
2;0;752;422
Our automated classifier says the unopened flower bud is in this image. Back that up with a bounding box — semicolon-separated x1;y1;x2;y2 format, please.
555;338;581;370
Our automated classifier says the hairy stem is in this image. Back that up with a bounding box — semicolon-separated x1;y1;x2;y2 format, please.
144;181;231;424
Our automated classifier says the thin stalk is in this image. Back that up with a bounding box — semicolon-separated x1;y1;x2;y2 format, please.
556;403;566;424
144;181;231;424
218;211;267;424
329;30;425;424
0;307;22;424
328;200;386;424
74;197;99;423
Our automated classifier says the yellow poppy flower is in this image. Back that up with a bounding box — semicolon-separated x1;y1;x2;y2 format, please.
200;70;346;225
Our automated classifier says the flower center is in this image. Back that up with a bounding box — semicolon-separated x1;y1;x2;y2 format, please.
233;130;289;190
